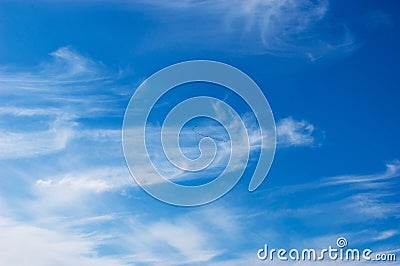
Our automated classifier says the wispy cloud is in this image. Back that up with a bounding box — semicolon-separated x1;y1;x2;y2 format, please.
0;47;135;264
253;161;400;247
277;116;318;147
0;47;128;159
0;47;246;265
373;230;399;241
35;166;131;195
148;220;222;263
0;46;127;111
199;161;400;265
47;46;102;78
0;119;75;159
134;0;355;59
0;217;125;266
323;160;400;186
1;46;396;265
125;113;316;188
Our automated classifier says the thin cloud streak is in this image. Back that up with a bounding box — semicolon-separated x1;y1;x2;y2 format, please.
133;0;355;59
0;47;128;159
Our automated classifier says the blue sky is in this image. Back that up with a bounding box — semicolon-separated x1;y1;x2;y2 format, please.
0;0;399;265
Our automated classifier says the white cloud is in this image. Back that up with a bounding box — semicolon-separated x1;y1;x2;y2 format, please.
1;168;241;266
115;205;243;265
1;46;395;266
324;160;400;186
48;46;101;78
0;47;106;94
135;0;355;59
0;46;127;108
31;167;133;215
278;161;399;218
0;47;127;159
35;167;131;194
0;120;121;159
0;119;75;159
0;106;62;116
124;115;318;188
149;220;221;263
0;205;233;266
0;217;125;266
277;117;316;147
245;160;400;262
373;230;399;241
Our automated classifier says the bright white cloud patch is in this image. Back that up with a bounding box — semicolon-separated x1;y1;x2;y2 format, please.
35;167;131;194
49;46;100;77
276;117;316;147
0;217;124;266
